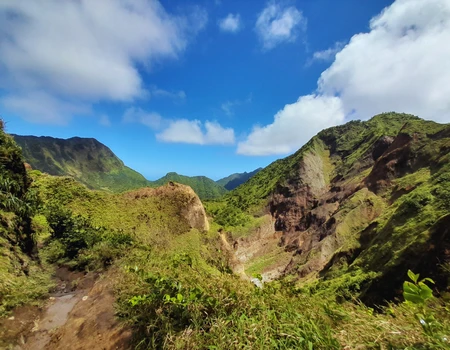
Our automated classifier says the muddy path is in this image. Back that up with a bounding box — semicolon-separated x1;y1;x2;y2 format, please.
0;268;131;350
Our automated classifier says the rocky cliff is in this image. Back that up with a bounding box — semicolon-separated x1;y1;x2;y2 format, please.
225;113;450;303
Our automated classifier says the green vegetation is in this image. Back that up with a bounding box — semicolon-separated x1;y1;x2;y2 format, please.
0;126;54;315
153;172;227;200
14;135;228;200
225;112;419;212
2;113;450;349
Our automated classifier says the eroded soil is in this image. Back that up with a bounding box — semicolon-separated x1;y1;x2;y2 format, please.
0;268;131;350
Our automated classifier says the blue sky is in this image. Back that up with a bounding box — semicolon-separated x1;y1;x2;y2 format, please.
1;0;450;180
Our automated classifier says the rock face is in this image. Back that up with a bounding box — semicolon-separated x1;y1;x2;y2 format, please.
227;113;450;304
174;183;210;232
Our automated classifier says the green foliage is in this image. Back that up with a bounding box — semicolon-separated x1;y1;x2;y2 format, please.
117;246;341;350
0;123;54;314
400;190;434;213
403;270;434;304
403;271;448;345
43;201;133;269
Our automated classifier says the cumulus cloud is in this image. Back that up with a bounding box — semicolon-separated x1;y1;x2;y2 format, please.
0;0;206;123
218;13;242;33
240;0;450;156
157;120;235;145
318;0;450;122
122;107;163;130
1;92;90;125
237;95;344;155
255;2;306;50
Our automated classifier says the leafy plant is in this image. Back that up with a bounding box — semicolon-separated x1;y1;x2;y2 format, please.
403;270;434;305
403;270;447;344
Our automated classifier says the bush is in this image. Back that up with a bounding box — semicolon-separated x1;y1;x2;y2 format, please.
43;202;132;269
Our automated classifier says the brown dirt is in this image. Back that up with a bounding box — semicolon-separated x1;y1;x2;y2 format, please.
0;268;131;350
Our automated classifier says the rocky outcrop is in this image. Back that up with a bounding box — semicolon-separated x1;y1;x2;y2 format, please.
125;182;209;232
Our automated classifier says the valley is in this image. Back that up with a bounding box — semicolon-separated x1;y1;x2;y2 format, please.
1;113;449;349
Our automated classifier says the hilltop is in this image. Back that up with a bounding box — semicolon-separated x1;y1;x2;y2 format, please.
152;172;228;200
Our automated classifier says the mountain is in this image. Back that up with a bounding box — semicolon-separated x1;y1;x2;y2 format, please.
12;135;228;200
3;114;450;349
216;168;262;190
12;135;150;193
220;112;450;304
152;172;227;200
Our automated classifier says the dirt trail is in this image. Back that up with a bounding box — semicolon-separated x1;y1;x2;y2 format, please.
0;268;131;350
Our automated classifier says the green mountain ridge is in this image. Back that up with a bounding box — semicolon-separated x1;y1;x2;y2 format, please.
216;168;262;190
218;112;450;305
13;135;149;193
153;172;228;200
13;135;227;200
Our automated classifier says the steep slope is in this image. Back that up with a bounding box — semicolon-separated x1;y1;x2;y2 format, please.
0;125;53;316
216;168;262;190
221;113;450;303
13;135;149;193
152;172;227;200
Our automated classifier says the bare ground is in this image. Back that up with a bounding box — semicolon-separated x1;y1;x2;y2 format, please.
0;268;131;350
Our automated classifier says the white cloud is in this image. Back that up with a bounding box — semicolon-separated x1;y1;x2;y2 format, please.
237;95;344;155
311;42;345;62
157;120;235;145
123;107;163;129
318;0;450;122
0;1;206;123
240;0;450;156
1;91;90;125
99;115;112;127
218;14;242;33
255;2;306;50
